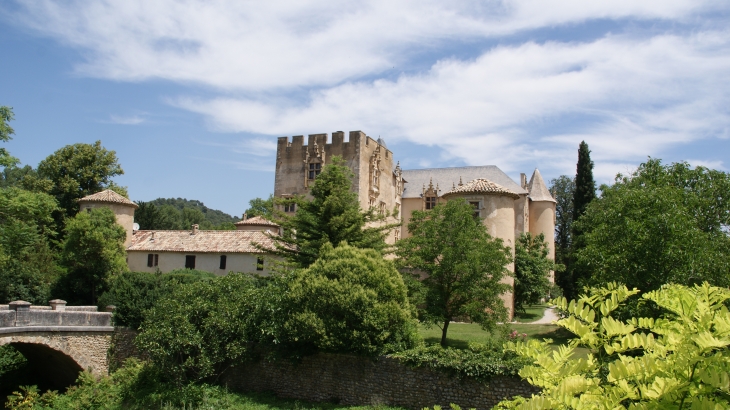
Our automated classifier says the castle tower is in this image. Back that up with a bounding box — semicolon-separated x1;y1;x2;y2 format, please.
526;169;557;281
78;190;138;248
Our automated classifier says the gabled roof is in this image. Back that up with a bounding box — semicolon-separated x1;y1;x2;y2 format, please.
401;166;527;199
78;189;139;209
128;230;277;253
234;215;279;228
443;178;520;199
527;169;556;203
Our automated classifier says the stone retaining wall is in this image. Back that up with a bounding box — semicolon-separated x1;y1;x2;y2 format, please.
222;353;538;410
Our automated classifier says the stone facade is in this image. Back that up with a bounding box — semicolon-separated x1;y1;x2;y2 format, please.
222;352;539;410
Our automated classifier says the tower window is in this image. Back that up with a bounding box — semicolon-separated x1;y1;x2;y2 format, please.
425;196;437;210
308;163;322;180
284;203;296;213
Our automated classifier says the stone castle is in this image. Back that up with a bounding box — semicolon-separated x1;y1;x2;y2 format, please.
274;131;556;318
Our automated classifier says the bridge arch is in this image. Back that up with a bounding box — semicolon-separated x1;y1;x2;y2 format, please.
0;331;112;390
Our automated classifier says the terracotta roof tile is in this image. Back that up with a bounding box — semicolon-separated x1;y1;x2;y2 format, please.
443;178;520;199
128;230;277;253
234;216;279;227
78;189;139;209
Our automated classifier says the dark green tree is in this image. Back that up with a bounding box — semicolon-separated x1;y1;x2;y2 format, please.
0;187;60;303
37;141;126;220
244;195;274;219
272;156;391;268
513;233;560;313
57;207;128;304
275;243;420;357
0;106;19;168
549;175;574;295
574;159;730;317
396;198;512;346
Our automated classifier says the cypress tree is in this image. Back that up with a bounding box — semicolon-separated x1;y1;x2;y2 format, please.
565;141;596;300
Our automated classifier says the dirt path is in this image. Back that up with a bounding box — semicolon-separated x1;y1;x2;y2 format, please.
530;307;559;324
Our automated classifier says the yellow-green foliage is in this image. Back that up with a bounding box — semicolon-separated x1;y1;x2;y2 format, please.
496;282;730;409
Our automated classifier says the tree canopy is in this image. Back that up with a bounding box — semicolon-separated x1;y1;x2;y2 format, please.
37;140;126;219
244;195;274;219
272;156;391;268
0;106;19;168
57;207;128;305
513;233;559;313
396;198;512;346
574;159;730;316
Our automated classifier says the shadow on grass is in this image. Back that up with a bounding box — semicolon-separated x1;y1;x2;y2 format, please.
422;337;471;349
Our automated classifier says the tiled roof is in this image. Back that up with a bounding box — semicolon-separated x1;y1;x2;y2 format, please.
527;169;556;203
78;189;139;209
234;216;279;227
128;230;277;253
401;166;527;199
443;178;520;199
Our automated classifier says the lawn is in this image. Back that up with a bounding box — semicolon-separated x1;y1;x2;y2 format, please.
418;321;591;357
513;304;548;323
164;390;407;410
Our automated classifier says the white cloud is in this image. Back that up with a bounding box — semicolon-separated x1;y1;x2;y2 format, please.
108;114;145;125
9;0;728;90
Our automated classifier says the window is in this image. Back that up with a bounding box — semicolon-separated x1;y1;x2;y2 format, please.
394;229;400;242
147;253;159;267
284;203;296;213
470;201;480;218
394;203;400;218
219;255;227;270
425;196;437;210
308;162;322;180
256;257;264;271
185;255;196;269
379;201;386;216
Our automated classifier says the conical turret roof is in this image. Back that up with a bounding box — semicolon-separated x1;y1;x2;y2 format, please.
78;189;139;209
527;169;556;203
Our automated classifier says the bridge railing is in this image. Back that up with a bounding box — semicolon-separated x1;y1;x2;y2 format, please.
0;300;113;329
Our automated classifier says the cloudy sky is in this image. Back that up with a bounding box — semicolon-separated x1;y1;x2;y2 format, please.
2;1;729;216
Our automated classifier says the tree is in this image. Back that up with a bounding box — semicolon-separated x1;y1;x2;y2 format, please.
549;175;574;267
574;159;730;317
513;233;559;313
497;282;730;409
244;195;274;219
396;198;512;346
272;156;391;268
0;106;19;168
37;141;125;220
0;187;60;303
57;207;128;305
275;243;420;357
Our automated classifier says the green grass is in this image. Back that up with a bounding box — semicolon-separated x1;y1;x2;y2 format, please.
513;304;548;323
418;322;591;358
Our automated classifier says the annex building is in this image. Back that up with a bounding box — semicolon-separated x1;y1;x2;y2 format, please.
274;131;556;318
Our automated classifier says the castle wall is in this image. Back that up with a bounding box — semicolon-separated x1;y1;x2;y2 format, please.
528;200;556;282
78;202;135;248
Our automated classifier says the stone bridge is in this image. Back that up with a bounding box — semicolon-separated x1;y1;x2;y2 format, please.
0;300;114;390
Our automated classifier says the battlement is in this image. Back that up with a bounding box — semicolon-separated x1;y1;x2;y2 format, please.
277;130;368;149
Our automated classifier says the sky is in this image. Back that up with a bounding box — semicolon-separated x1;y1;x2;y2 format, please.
1;1;729;217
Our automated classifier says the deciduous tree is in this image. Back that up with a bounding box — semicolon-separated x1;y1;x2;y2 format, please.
396;198;512;346
0;106;19;168
57;207;127;305
513;233;559;313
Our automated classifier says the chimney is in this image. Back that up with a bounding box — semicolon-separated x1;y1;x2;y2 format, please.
192;224;199;235
520;173;528;189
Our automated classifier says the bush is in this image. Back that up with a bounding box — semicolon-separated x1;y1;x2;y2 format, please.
98;270;215;329
497;282;730;409
135;273;273;385
274;242;421;357
391;342;529;382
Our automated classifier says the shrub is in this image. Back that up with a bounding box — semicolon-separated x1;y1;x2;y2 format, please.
497;282;730;409
98;270;215;329
274;242;421;357
135;273;273;385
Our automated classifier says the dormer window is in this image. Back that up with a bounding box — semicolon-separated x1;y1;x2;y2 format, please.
308;162;321;180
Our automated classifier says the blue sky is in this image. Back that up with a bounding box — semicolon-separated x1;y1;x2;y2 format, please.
2;1;729;216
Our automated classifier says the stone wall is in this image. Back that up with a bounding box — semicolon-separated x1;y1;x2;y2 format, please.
108;327;146;370
222;353;538;410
